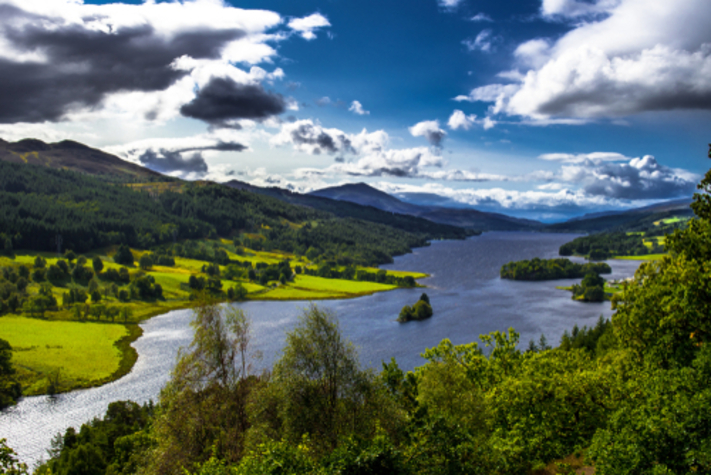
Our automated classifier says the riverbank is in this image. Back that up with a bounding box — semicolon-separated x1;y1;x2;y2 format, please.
0;245;427;397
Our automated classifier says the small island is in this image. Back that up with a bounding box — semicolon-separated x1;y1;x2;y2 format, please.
397;293;433;322
566;272;608;302
500;257;611;281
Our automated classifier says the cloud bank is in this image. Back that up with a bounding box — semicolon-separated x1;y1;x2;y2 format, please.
457;0;711;122
0;0;312;126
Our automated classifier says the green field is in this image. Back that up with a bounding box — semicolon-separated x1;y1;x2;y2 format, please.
0;316;129;395
257;274;397;300
613;254;665;261
654;216;689;225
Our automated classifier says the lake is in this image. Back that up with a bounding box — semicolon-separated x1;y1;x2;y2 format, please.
0;232;643;467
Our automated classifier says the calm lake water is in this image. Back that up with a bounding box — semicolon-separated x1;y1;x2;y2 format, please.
0;232;643;467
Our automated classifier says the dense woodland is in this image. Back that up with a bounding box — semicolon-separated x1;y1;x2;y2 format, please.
0;167;706;474
500;258;611;281
559;232;664;259
0;161;464;266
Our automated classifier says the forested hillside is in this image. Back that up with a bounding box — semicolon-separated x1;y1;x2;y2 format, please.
8;167;710;475
0;161;454;265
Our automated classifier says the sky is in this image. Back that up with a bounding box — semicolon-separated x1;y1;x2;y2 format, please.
0;0;710;221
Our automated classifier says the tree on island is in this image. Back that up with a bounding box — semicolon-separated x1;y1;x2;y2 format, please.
398;293;433;322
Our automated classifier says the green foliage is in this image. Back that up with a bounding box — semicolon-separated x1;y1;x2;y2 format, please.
500;258;611;280
0;339;21;409
559;231;665;258
0;439;29;475
244;305;402;463
148;301;257;473
559;316;616;356
92;256;104;274
139;254;153;270
114;245;134;266
38;401;154;475
589;346;711;474
569;272;607;302
398;299;433;323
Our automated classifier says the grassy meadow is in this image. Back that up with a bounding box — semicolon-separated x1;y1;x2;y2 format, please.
0;243;425;395
0;316;131;395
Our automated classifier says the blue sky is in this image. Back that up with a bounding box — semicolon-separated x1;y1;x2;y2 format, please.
0;0;710;221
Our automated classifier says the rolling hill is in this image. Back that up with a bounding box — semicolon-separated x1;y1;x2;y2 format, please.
543;198;694;233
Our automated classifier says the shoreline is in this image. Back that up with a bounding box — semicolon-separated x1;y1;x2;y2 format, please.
9;273;430;399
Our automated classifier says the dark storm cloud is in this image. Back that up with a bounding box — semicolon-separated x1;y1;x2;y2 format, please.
289;122;355;154
179;77;286;127
0;8;244;123
137;149;209;175
579;157;697;199
132;141;247;175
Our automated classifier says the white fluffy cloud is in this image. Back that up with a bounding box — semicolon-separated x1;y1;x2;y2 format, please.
448;110;477;130
349;101;370;115
459;0;711;121
447;110;497;130
287;13;331;41
409;120;446;147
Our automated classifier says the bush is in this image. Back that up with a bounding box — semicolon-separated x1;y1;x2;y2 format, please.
139;254;153;271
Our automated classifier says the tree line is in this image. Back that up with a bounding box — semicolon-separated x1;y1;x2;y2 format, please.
500;257;611;280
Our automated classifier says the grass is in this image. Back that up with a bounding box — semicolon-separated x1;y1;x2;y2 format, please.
256;275;397;300
0;316;131;395
654;216;689;226
613;254;665;261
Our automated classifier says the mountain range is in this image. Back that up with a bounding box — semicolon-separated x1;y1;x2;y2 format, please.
0;137;695;234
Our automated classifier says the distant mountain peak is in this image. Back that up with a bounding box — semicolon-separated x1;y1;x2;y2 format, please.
308;182;542;231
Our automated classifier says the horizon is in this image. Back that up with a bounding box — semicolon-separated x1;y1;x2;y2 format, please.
0;0;709;221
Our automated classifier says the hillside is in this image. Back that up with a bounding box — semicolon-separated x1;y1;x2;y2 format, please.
223;180;472;240
0;138;163;181
543;198;694;233
309;182;543;231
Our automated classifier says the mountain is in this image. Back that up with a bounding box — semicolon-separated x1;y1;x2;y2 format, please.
309;182;543;231
543;198;694;233
222;180;471;240
0;138;162;180
310;182;422;215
